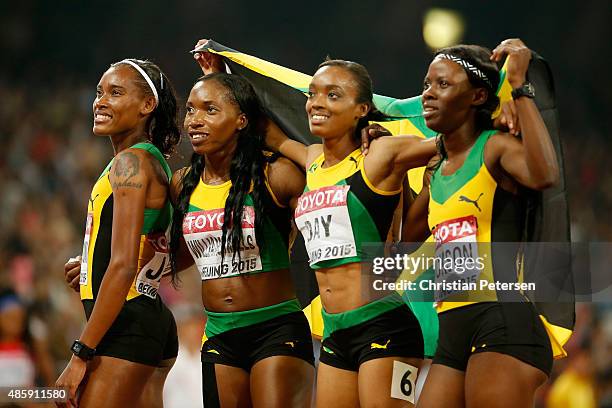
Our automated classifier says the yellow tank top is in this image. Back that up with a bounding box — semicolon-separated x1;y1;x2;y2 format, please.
79;143;172;303
295;148;400;269
428;130;526;312
183;165;291;279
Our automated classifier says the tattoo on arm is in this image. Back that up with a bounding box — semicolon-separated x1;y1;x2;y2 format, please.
112;152;143;189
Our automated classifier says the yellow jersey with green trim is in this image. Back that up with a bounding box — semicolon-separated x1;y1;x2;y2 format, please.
428;130;526;312
295;148;400;269
183;166;291;279
79;143;172;304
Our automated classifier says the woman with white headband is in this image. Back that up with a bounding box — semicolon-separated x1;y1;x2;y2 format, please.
405;39;560;408
56;58;181;408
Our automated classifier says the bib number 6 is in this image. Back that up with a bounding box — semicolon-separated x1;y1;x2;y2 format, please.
390;360;418;404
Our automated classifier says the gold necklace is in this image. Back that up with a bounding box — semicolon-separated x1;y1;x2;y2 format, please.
203;167;229;185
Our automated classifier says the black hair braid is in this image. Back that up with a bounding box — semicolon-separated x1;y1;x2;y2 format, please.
427;133;448;173
112;59;181;157
209;73;268;265
169;153;204;285
148;71;180;158
220;128;267;265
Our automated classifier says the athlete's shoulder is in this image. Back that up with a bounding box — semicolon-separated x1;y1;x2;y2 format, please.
268;155;302;176
304;143;324;168
485;132;522;157
487;131;520;145
109;148;152;188
267;156;305;207
116;146;163;174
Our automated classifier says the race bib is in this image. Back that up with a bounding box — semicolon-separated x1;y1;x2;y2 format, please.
79;213;93;286
134;231;171;299
390;360;418;403
433;215;482;301
294;185;357;266
183;207;262;280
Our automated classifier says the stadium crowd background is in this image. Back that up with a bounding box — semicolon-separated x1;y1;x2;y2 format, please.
0;1;609;407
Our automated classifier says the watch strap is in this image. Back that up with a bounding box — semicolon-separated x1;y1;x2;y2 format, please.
71;340;96;361
511;81;535;99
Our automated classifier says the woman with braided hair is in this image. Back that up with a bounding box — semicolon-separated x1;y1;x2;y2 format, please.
169;72;315;407
58;58;180;408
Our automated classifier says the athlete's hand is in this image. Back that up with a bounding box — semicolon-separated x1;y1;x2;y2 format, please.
491;38;532;88
192;39;225;75
64;256;81;293
361;123;392;155
493;99;521;136
55;356;87;407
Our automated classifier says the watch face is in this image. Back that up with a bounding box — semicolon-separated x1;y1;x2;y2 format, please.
512;82;535;99
72;343;82;353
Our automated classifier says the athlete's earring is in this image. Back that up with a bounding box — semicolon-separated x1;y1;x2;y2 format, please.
237;113;248;131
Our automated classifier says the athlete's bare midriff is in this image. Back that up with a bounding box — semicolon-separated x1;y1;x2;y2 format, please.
316;261;382;314
202;268;296;312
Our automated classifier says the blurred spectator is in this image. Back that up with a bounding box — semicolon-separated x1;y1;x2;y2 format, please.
547;348;597;408
0;290;34;387
0;288;54;388
163;303;205;408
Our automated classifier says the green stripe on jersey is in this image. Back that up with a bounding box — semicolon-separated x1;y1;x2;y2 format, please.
430;130;495;204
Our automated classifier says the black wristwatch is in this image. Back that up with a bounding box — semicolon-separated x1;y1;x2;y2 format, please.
71;340;96;361
511;81;535;99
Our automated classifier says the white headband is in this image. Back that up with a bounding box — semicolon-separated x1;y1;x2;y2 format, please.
436;54;493;88
118;59;160;106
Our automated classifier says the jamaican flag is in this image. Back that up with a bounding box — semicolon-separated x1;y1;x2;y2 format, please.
197;40;574;358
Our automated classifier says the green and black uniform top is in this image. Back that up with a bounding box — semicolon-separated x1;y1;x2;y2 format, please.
295;148;400;269
79;142;172;306
182;165;291;279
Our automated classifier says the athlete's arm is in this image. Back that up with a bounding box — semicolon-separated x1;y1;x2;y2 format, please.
389;178;411;242
401;187;431;243
168;168;196;273
78;149;151;348
265;119;313;170
401;165;433;243
267;119;386;170
55;149;153;405
267;155;306;253
489;39;559;190
267;156;306;210
362;135;437;192
377;135;437;172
